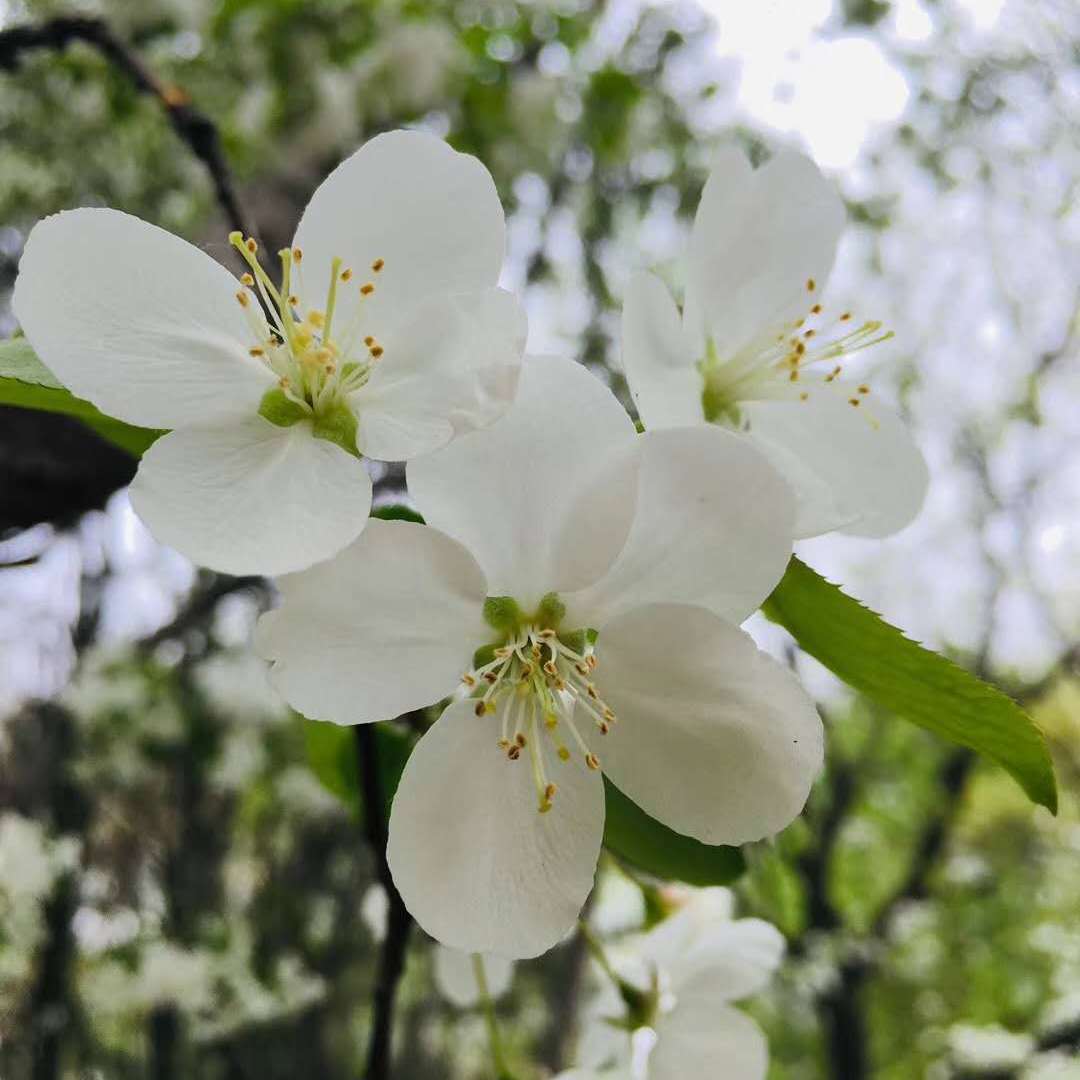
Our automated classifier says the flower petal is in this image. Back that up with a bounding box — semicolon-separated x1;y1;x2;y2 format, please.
565;426;795;630
649;916;786;1001
684;148;845;362
592;604;823;845
620;271;702;430
353;287;525;461
387;701;604;959
129;418;372;576
13;208;273;429
256;519;487;724
292;130;505;337
744;390;928;538
650;1000;768;1080
407;356;639;607
433;946;515;1009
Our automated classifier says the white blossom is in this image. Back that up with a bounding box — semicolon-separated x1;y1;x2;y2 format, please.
620;147;928;538
258;356;823;958
14;130;525;575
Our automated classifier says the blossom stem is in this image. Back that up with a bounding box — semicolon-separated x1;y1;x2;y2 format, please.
472;954;516;1080
578;919;621;989
354;725;414;1080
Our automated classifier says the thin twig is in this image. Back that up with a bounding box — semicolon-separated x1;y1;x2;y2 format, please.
354;725;413;1080
0;16;254;238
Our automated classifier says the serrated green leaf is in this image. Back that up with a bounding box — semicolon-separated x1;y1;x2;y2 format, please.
603;779;746;886
0;337;164;457
303;718;412;820
763;556;1057;813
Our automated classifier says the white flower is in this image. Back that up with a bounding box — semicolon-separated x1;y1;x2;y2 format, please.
13;130;525;575
433;945;515;1009
567;888;784;1080
257;355;823;958
621;146;928;538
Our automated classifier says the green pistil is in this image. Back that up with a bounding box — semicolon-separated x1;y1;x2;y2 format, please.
697;338;744;428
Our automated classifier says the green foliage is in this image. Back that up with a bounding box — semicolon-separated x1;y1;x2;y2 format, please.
303;717;412;822
602;778;745;886
764;557;1058;813
0;337;163;456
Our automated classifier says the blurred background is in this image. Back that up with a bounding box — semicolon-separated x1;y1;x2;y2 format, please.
0;0;1078;1077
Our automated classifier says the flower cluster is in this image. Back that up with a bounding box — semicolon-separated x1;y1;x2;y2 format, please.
14;128;927;1065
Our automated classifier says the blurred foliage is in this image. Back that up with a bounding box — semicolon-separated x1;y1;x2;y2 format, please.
0;0;1078;1079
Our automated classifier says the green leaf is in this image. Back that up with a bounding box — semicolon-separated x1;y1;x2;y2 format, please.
763;556;1058;813
603;779;746;886
303;718;412;820
371;504;425;524
0;338;164;457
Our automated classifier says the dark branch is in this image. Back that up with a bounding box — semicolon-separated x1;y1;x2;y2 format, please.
0;16;254;238
139;574;266;652
354;725;413;1080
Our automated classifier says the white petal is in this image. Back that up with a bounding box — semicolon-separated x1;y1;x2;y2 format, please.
650;1000;768;1080
744;390;928;538
658;918;786;1001
292;130;505;338
387;701;604;959
565;426;795;630
620;272;702;430
592;604;823;845
636;888;734;972
13;208;273;429
432;946;514;1009
407;356;639;607
256;519;487;724
129;418;372;576
684;148;845;361
353;288;525;461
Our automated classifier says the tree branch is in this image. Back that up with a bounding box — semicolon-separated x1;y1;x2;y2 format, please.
353;725;413;1080
0;16;254;238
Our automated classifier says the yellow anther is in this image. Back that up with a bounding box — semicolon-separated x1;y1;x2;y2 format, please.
515;733;527;748
246;238;258;254
474;701;487;717
360;283;375;296
306;310;326;329
508;746;521;760
292;247;303;262
849;397;860;407
236;290;249;307
248;346;264;357
537;628;557;639
543;661;558;676
240;273;255;286
806;277;816;291
789;370;799;382
599;722;610;735
811;303;822;314
288;294;300;306
557;747;571;762
340;267;353;282
840;312;852;321
858;384;870;394
364;335;375;347
800;392;810;401
544;713;559;730
585;753;600;771
370;345;384;359
372;258;385;272
462;674;477;688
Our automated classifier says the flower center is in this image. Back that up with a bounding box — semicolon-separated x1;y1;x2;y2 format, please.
697;277;893;427
230;232;386;446
461;609;616;816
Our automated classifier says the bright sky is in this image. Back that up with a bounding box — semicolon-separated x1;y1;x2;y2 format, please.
694;0;1010;168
